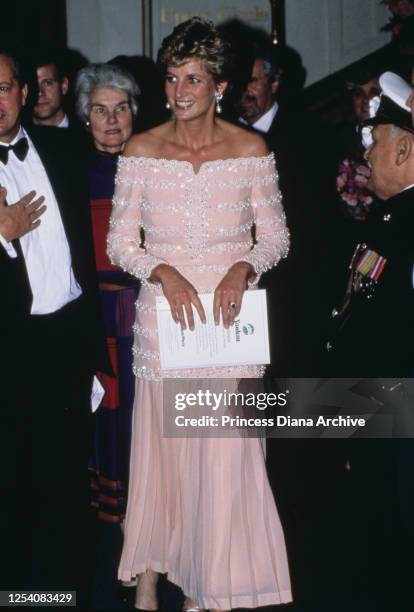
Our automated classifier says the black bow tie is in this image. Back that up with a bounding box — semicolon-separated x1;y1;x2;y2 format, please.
0;137;29;164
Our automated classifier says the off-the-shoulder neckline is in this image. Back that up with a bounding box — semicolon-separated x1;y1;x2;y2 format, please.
118;153;274;176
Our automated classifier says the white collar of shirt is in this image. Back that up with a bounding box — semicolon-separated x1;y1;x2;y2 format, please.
239;102;279;134
58;114;69;128
252;102;279;134
9;125;25;145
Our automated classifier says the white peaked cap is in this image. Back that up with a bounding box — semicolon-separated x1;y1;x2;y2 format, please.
379;71;413;111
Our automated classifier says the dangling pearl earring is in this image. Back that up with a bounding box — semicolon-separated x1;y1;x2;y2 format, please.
86;120;90;127
165;102;171;110
215;92;223;114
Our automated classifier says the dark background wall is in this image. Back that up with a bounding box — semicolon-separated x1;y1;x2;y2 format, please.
1;2;67;49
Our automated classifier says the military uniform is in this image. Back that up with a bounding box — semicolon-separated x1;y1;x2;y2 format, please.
323;186;414;608
326;186;414;378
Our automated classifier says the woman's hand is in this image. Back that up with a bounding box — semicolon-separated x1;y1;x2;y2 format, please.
213;262;255;328
150;264;206;330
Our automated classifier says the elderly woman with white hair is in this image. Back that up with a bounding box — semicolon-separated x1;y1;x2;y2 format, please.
75;63;141;524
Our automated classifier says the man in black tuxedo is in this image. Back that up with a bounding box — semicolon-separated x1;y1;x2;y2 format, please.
238;52;282;134
239;46;336;375
0;49;109;603
239;49;297;374
238;46;345;608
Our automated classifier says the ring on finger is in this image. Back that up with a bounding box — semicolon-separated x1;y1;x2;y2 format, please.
229;302;237;310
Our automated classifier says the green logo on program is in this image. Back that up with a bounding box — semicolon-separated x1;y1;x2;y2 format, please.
242;323;254;335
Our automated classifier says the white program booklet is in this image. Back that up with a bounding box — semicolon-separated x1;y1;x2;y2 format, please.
156;289;270;370
91;376;105;413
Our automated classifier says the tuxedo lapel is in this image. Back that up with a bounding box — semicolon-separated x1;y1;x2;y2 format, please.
266;110;282;139
264;109;295;155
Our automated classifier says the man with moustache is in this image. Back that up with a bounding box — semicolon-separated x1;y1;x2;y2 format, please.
239;48;299;373
239;51;282;134
238;44;342;609
238;44;335;375
0;48;109;603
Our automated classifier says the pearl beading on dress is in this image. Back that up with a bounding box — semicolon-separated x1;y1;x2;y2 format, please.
108;154;289;380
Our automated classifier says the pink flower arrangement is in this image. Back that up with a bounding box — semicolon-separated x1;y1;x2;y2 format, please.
336;158;374;220
355;164;370;177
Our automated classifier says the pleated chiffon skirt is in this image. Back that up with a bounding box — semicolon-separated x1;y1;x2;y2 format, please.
119;380;292;609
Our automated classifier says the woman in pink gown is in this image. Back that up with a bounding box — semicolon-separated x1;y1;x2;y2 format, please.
107;17;292;611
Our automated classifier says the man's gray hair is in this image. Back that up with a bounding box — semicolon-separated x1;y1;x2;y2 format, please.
75;63;140;123
389;123;414;141
262;59;283;83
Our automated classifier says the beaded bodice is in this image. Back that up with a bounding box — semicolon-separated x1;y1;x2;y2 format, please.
107;154;289;379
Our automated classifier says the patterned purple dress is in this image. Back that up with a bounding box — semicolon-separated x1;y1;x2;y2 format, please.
88;151;140;522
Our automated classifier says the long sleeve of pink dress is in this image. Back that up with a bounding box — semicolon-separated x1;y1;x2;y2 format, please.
107;154;293;608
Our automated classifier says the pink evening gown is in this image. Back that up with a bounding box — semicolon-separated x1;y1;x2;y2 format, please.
107;154;293;609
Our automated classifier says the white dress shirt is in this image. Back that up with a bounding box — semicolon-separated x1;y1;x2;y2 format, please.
0;127;82;314
239;102;279;134
58;114;69;128
252;102;279;133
